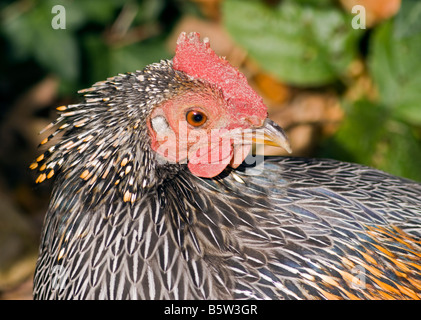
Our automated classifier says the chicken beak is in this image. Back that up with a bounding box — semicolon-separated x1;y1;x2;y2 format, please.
252;118;292;154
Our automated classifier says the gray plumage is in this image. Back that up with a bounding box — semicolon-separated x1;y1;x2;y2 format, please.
32;54;421;300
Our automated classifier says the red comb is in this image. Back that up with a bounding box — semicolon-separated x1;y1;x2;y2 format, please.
173;32;267;120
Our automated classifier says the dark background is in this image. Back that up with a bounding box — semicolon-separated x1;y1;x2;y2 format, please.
1;0;420;299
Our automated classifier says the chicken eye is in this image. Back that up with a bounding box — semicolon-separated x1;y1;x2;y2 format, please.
186;110;207;127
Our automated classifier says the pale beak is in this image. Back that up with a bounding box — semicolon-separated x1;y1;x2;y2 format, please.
252;118;292;153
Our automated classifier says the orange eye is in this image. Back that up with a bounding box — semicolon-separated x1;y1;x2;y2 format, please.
186;110;207;127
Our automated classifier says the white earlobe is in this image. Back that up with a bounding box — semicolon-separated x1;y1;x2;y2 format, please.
151;115;170;135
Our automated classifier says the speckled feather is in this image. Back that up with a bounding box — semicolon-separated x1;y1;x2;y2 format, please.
33;152;421;299
32;35;421;300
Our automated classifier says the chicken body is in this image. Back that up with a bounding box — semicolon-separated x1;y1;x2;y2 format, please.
32;33;421;300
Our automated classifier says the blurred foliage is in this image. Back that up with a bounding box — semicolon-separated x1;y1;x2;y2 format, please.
370;18;421;125
394;0;421;38
322;2;421;181
223;0;421;181
0;0;420;182
0;0;182;95
223;0;362;86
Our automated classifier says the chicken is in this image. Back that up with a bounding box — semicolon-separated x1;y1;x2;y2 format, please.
31;32;421;300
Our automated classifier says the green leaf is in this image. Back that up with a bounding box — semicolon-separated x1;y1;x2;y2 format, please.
222;0;362;86
82;34;111;84
380;121;421;182
369;19;421;125
109;39;171;76
320;100;421;182
83;35;171;84
136;0;165;23
291;0;336;7
2;0;79;81
321;100;389;165
34;27;79;82
394;0;421;38
70;0;126;25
